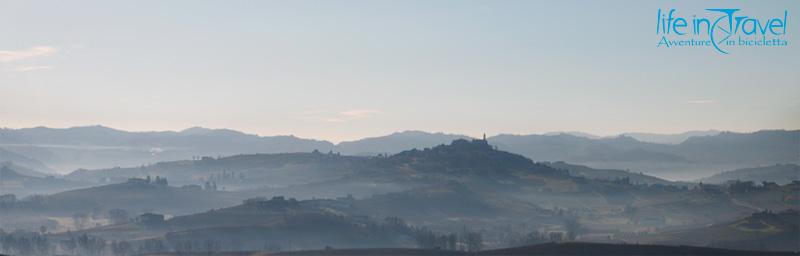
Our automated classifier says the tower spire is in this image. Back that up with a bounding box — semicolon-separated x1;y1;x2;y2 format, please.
483;133;486;141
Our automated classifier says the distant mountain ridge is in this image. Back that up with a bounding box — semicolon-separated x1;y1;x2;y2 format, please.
542;130;722;144
336;130;470;155
1;126;797;180
0;126;334;171
623;130;722;144
490;130;799;179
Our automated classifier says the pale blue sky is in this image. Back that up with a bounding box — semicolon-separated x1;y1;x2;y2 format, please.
1;0;798;142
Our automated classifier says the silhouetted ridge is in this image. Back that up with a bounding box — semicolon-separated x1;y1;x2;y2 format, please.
483;242;798;255
265;243;799;256
0;165;28;179
335;130;471;155
242;196;302;211
699;164;800;185
386;139;566;177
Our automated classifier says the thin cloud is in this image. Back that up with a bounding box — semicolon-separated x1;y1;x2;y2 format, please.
298;109;383;123
340;109;382;119
0;46;58;62
9;65;53;72
687;99;717;104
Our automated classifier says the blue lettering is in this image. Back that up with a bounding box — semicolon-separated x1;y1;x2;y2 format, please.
674;18;688;35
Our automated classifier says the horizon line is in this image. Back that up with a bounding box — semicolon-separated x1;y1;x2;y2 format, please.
1;124;797;144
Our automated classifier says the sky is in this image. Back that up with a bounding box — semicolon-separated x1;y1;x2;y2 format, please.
1;0;798;142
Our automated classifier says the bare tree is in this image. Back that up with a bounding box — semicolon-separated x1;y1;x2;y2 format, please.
137;239;167;254
463;231;483;252
564;218;582;241
111;240;132;256
174;240;193;255
76;234;106;256
203;240;220;255
61;233;78;254
72;212;89;230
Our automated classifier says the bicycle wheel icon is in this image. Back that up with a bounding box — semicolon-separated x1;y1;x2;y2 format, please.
707;9;739;54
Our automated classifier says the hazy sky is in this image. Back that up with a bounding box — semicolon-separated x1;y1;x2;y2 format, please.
1;0;798;142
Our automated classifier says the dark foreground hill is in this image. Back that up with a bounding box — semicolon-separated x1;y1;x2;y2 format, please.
139;242;800;256
641;210;800;252
479;242;800;256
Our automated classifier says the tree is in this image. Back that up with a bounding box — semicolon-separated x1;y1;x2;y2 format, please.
263;241;282;252
174;240;193;255
72;212;89;230
446;233;457;251
111;240;132;256
412;227;437;249
504;231;552;247
76;234;105;255
13;236;34;255
108;209;131;225
463;231;483;252
203;240;220;255
61;233;78;254
31;233;50;256
154;176;168;186
0;232;51;256
549;232;564;242
137;239;167;254
564;218;582;241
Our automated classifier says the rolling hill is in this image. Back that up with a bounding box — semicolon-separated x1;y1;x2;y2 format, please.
31;179;242;216
0;148;53;173
3;126;797;181
65;196;420;251
52;139;799;228
65;152;367;190
4;138;796;254
0;163;88;196
542;161;682;186
700;164;800;185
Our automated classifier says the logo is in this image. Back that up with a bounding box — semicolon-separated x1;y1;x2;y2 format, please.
656;8;789;54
